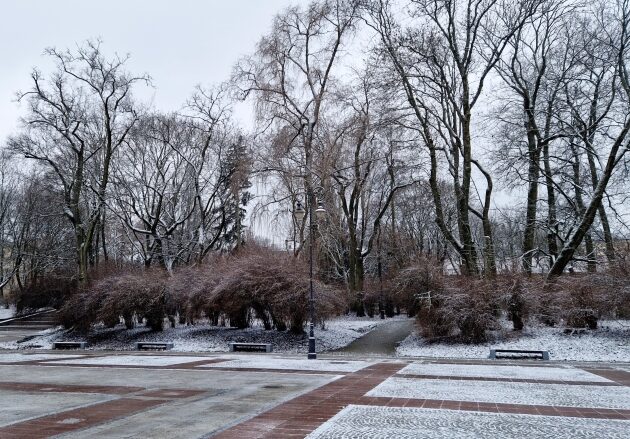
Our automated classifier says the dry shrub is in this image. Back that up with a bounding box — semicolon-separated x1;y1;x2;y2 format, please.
608;258;630;318
445;279;501;343
58;288;104;332
491;274;534;331
14;272;77;313
99;271;171;331
58;245;344;334
362;277;398;318
393;258;444;318
168;266;218;325
414;289;452;339
208;247;343;333
362;279;388;318
396;267;500;343
498;264;630;330
505;280;528;330
551;270;629;329
59;270;172;332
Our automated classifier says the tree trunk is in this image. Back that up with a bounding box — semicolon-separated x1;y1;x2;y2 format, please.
586;148;615;262
570;140;596;273
459;109;479;276
522;111;541;274
548;122;630;278
474;160;497;277
543;141;559;266
101;212;109;262
347;243;365;316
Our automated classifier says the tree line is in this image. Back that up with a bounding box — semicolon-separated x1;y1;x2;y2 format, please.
2;0;630;309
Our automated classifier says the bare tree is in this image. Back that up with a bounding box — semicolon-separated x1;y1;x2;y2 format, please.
234;0;360;256
366;0;540;275
548;0;630;277
8;41;149;283
493;0;575;273
323;68;418;312
111;114;198;271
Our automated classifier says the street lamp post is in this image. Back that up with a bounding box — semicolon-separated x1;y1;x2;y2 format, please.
377;231;385;319
294;196;326;360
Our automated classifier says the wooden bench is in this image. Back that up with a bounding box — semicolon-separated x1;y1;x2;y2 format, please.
53;341;87;350
489;349;549;360
136;342;173;351
229;342;273;353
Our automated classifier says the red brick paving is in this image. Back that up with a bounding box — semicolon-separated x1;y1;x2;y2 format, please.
213;363;406;439
583;368;630;386
213;362;630;438
172;358;231;369
0;358;628;438
0;381;144;395
0;379;210;438
0;398;169;439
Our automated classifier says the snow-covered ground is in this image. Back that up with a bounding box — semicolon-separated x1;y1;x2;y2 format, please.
0;315;394;353
0;306;15;320
396;320;630;362
0;353;85;363
367;377;630;409
50;355;207;367
198;356;373;372
398;363;611;382
306;405;629;439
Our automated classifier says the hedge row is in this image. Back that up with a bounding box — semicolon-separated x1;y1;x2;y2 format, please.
393;259;630;343
58;249;343;333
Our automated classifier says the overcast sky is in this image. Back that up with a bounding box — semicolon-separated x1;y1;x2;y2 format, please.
0;0;299;143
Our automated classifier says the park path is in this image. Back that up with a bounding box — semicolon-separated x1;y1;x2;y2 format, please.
0;309;58;344
1;347;629;438
334;318;415;355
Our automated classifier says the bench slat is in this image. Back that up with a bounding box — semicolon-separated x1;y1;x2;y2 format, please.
136;342;173;351
53;341;87;350
489;349;549;360
229;343;273;353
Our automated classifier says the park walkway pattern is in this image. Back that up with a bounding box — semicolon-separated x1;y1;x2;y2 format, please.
0;352;628;438
214;360;630;438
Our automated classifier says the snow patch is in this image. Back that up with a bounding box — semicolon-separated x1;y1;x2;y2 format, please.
306;405;629;439
199;356;373;372
0;306;15;320
399;363;612;382
48;355;208;367
367;377;630;409
2;315;394;353
396;320;630;362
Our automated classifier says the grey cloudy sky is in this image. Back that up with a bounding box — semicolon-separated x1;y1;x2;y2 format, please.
0;0;299;143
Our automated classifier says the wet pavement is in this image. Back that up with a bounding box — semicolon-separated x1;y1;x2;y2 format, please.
335;318;415;355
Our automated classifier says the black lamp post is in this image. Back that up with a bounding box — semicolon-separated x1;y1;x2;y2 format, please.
294;196;326;360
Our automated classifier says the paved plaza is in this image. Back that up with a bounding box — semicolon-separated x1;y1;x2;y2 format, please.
0;351;628;438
